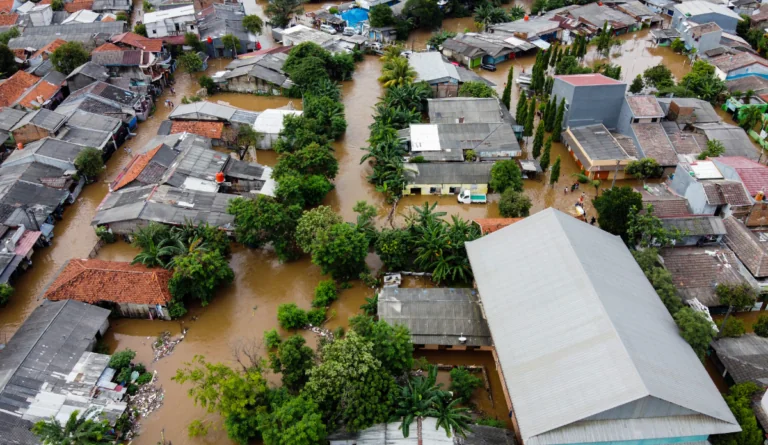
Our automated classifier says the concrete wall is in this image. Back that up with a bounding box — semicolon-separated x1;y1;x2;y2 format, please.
403;182;489;196
146;15;197;38
117;302;171;320
673;10;738;33
669;166;717;214
552;79;626;129
616;97;634;139
725;64;768;81
685;30;721;54
69;74;99;93
12;124;52;145
221;75;283;95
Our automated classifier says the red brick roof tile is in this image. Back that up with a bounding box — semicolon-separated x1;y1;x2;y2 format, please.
170;121;224;139
0;0;13;13
473;218;523;235
44;259;173;305
18;80;60;109
111;144;163;191
0;71;39;107
715;156;768;197
93;42;122;52
64;0;93;12
0;13;18;26
102;16;116;22
30;38;67;60
111;32;163;52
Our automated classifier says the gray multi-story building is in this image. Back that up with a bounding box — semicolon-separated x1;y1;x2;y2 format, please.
550;74;627;130
671;0;741;34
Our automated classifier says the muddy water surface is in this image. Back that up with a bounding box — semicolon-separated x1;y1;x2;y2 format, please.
0;14;728;445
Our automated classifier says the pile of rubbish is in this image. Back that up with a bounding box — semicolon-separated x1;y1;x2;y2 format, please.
123;371;164;441
152;328;188;362
308;325;334;342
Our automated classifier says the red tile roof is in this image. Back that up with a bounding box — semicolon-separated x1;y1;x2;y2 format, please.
14;230;40;257
170;121;224;139
473;218;523;235
64;0;93;12
0;13;18;26
0;71;39;107
102;16;116;22
93;42;122;52
0;0;13;13
111;144;163;191
555;73;624;86
11;48;25;61
111;32;164;53
44;259;173;305
18;79;60;109
30;38;67;60
715;156;768;197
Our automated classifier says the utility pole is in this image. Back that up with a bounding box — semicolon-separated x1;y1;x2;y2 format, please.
610;160;620;189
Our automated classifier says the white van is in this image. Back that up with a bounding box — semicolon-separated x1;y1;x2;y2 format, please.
320;24;337;34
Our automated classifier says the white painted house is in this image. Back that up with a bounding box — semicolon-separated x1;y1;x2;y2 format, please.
144;5;198;38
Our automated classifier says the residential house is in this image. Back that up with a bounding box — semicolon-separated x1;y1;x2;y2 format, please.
44;259;173;320
329;418;515;445
682;22;723;55
616;0;662;27
252;108;302;149
90;48;168;92
402;162;493;196
18;21;127;49
378;287;491;350
214;52;294;95
3;137;91;171
169;101;259;129
726;75;768;97
441;33;528;68
144;5;197;38
92;0;132;14
57;81;151;127
711;334;768;385
490;19;561;42
64;109;128;148
16;71;66;110
473;218;524;235
660;246;754;308
657;97;721;126
551;74;628;129
638;184;692;217
709;51;768;80
566;2;639;34
10;108;66;145
61;9;102;25
0;71;39;108
402;121;520;162
732;0;761;15
56;125;118;158
660;216;727;246
562;124;636;180
63;0;95;13
366;26;397;44
651;28;682;46
464;208;741;445
407;51;495;98
712;156;768;199
66;62;110;92
749;4;768;30
278;24;336;48
723;215;768;284
198;3;258;58
616;95;678;169
91;183;238;235
169;120;225;145
669;160;753;217
0;300;128;438
672;1;742;33
25;38;65;71
0;107;27;146
692;122;758;160
109;140;180;191
111;31;165;54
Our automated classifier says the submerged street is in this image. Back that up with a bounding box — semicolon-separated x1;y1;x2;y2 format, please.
0;5;743;443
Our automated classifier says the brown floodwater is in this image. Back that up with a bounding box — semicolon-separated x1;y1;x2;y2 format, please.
0;15;734;445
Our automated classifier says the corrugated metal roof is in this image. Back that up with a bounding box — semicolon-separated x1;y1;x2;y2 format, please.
404;162;493;185
465;208;740;445
328;417;515;444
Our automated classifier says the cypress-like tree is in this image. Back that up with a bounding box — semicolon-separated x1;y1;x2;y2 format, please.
549;45;559;68
541;47;551;69
564;45;571;57
502;65;513;110
552;98;565;142
532;122;545;159
516;90;527;124
524;97;536;137
550;155;561;186
629;74;644;94
545;76;554;94
543;96;555;131
540;136;552;171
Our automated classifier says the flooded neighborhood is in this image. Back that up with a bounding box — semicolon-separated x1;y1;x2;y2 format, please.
1;0;768;444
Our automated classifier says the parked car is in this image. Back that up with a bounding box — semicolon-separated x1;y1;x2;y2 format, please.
343;27;356;36
320;24;337;34
458;190;487;204
480;63;497;72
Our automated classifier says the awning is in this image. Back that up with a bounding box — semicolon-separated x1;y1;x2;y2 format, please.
530;38;551;50
14;230;41;257
0;254;22;283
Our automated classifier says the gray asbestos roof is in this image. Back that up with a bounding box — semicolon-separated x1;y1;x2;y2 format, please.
0;300;110;416
327;417;515;444
378;288;491;347
409;51;460;84
404;162;493;185
465;208;740;445
169;101;237;121
660;216;726;236
64;110;121;133
67;62;110;83
0;108;27;132
565;124;631;162
694;123;758;160
21;21;126;37
11;108;66;132
711;334;768;385
56;126;112;149
428;98;509;124
4;138;88;171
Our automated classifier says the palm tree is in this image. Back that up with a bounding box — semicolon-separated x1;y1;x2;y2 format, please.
508;5;526;21
131;222;170;252
379;57;416;88
739;105;764;131
373;104;422;129
383;83;430;112
381;45;404;62
131;236;185;269
407;202;447;230
32;408;114;445
394;366;448;439
429;397;473;438
745;89;755;104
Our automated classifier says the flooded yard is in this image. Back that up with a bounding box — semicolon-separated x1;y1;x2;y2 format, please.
0;11;725;445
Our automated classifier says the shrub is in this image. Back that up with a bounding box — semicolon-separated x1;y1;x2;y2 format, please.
198;75;216;95
329;6;339;13
721;317;746;338
264;329;281;348
109;349;136;370
410;155;427;163
476;417;506;428
307;308;326;326
167;299;187;318
754;315;768;337
133;363;147;374
312;279;338;308
449;367;483;403
464;149;476;161
95;226;115;243
116;367;132;384
359;272;379;288
0;283;12;305
277;303;308;329
127;383;139;395
136;373;153;385
498;189;532;218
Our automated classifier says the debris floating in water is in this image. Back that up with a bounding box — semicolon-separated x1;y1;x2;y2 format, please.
124;371;164;441
152;328;188;362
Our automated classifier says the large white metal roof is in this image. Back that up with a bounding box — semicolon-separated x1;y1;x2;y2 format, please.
465;208;740;445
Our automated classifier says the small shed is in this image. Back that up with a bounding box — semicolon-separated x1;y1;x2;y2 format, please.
519;159;543;178
252;108;302;149
378;287;491;350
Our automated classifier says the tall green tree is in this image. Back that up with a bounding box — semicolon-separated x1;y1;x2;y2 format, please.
673;307;715;361
540;136;552;171
178;52;203;75
369;4;395;27
265;0;306;28
350;315;414;377
532;122;545;159
524;97;536;137
626;204;683;248
592;186;642;243
295;206;343;254
552;98;566;142
393;365;449;438
50;41;89;75
458;81;496;98
515;91;527;124
74;147;104;180
270;335;314;393
227;196;303;261
501;65;513;110
242;15;264;34
379;56;416;87
712;383;764;445
543;95;555;131
630;74;644;94
490;159;524;193
304;331;398;432
33;408;114;445
257;396;327;445
169;249;234;307
403;0;443;29
311;223;369;280
549;155;561;186
498;189;532;218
